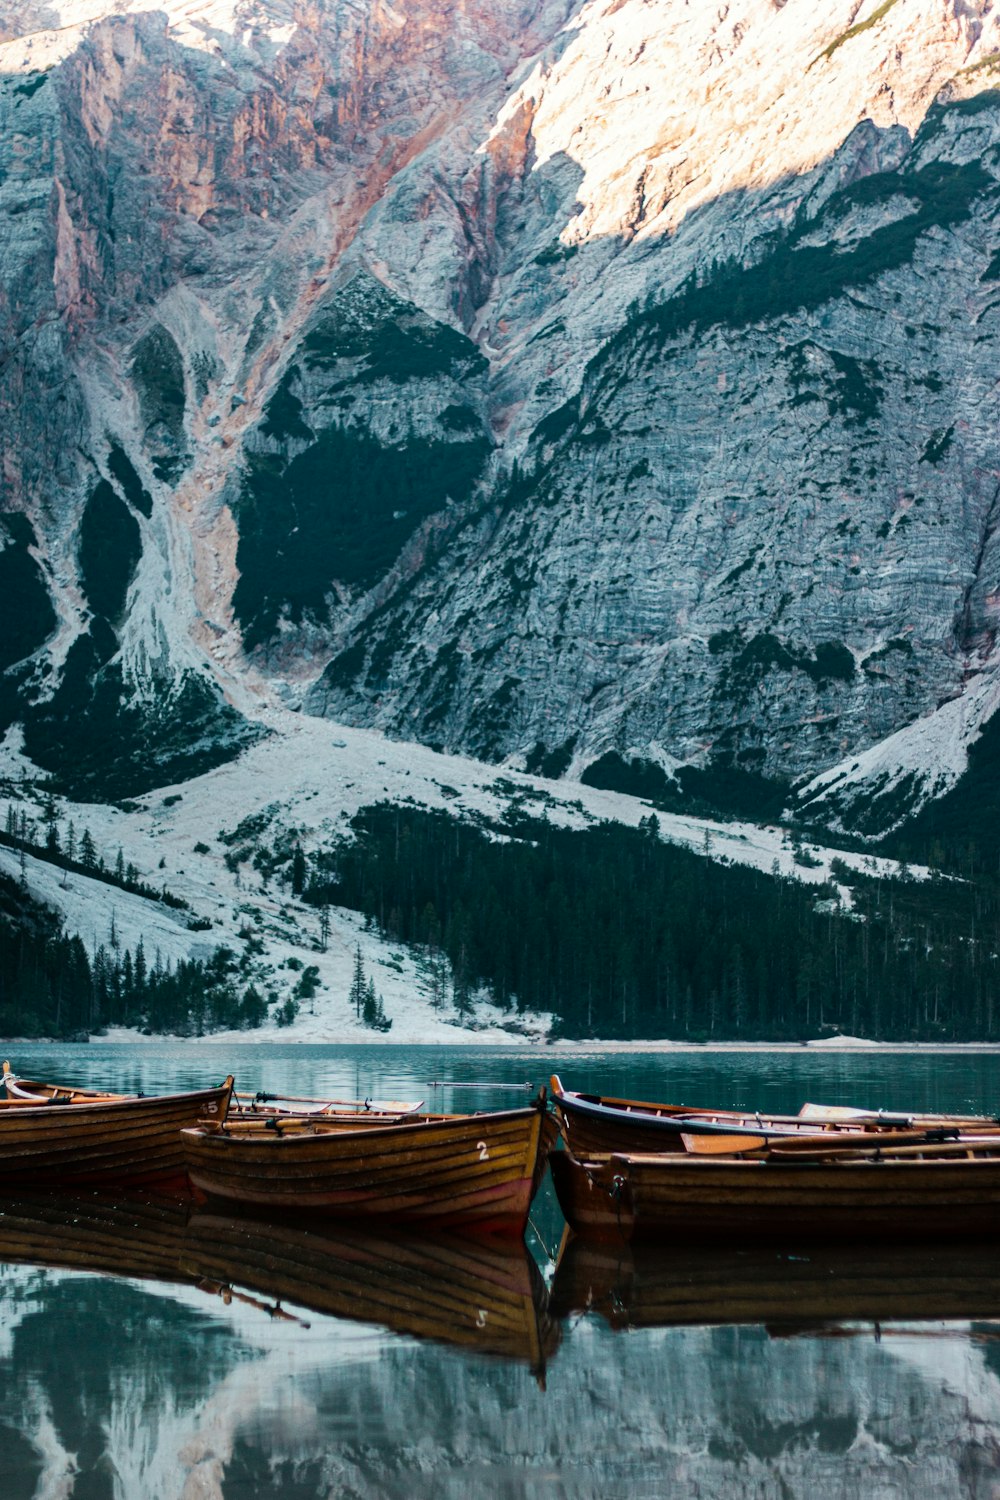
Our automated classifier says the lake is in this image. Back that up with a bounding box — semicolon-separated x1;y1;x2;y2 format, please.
3;1043;1000;1499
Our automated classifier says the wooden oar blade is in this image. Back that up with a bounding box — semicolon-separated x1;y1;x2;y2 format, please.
681;1133;769;1155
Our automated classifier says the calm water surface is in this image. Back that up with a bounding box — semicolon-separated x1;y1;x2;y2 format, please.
3;1044;1000;1499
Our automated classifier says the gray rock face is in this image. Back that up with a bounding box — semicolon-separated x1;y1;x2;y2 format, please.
3;0;1000;815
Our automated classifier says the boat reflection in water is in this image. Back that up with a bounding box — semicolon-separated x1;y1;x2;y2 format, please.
182;1209;559;1379
0;1191;556;1373
0;1190;193;1283
550;1228;1000;1338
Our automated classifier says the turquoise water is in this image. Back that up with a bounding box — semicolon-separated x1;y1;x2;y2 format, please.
13;1038;1000;1119
3;1044;1000;1498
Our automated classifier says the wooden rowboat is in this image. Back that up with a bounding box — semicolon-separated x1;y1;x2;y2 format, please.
182;1094;557;1237
3;1065;424;1121
798;1100;1000;1127
0;1069;233;1191
183;1210;559;1375
549;1230;1000;1333
550;1073;759;1154
548;1074;890;1155
551;1135;1000;1242
549;1074;1000;1156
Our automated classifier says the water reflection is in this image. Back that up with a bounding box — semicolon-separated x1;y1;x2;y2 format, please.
550;1231;1000;1332
5;1045;1000;1496
0;1194;999;1497
184;1210;558;1376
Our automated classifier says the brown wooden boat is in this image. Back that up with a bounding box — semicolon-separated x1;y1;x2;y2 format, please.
549;1230;1000;1333
3;1065;424;1122
551;1134;1000;1241
0;1068;233;1191
183;1209;559;1375
549;1074;1000;1156
182;1094;557;1237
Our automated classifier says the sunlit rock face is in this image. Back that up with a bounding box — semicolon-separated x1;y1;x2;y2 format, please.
3;0;1000;813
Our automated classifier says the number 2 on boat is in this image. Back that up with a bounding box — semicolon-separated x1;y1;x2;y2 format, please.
477;1141;489;1162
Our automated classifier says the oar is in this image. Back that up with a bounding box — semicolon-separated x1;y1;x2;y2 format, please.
427;1081;534;1090
195;1279;311;1327
679;1129;932;1157
681;1132;770;1155
234;1091;424;1113
799;1101;1000;1126
783;1323;1000;1342
680;1126;1000;1158
767;1135;1000;1163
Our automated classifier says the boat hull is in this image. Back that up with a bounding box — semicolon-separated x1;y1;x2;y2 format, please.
552;1147;1000;1242
0;1082;232;1191
183;1103;557;1237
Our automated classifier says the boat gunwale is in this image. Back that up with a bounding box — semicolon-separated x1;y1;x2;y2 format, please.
0;1082;233;1121
184;1098;547;1149
549;1076;1000;1142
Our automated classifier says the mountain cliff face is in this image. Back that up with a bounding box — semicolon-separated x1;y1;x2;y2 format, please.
3;0;1000;824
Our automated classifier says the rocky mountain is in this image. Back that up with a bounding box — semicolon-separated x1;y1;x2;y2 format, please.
3;0;1000;833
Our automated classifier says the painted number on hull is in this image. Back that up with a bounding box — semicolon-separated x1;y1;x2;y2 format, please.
477;1141;490;1162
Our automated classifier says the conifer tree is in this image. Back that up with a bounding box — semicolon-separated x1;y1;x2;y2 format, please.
43;798;60;855
349;944;366;1018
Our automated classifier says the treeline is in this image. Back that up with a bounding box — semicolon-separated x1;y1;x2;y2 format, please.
1;801;187;909
305;804;1000;1041
886;709;1000;882
0;871;267;1039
